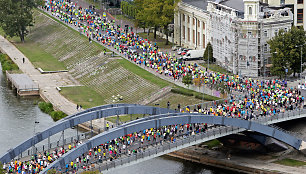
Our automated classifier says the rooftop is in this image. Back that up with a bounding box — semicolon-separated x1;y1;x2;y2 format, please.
182;0;215;11
219;0;245;12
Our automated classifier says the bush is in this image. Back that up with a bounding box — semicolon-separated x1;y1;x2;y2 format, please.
38;102;67;121
171;88;193;96
0;53;19;72
194;94;218;101
50;111;67;121
38;102;53;114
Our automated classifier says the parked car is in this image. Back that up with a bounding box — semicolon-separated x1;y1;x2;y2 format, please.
177;48;191;55
183;49;205;60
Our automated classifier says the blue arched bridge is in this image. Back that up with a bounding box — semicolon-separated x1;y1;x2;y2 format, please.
0;104;305;173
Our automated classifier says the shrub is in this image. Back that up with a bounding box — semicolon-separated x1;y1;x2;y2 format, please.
38;102;53;114
38;102;67;121
171;88;193;96
0;53;19;72
194;94;218;101
50;111;67;121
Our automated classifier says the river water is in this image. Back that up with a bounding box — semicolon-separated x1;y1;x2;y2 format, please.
0;66;305;174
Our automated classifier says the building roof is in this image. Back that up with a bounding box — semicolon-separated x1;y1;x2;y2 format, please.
182;0;245;12
182;0;216;11
220;0;245;12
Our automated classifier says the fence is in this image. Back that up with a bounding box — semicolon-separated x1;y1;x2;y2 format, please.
16;131;92;160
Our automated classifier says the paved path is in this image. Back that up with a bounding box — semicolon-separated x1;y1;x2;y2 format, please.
0;35;109;130
174;146;306;174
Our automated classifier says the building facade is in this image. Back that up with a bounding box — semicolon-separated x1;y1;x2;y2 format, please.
174;0;293;77
263;0;306;29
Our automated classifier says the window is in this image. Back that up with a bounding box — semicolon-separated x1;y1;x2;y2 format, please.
298;0;303;4
198;20;200;27
198;32;200;46
188;28;190;41
203;34;205;48
264;30;268;37
203;22;205;29
182;27;185;39
248;31;252;37
188;16;190;23
193;18;195;25
280;0;285;4
182;14;185;22
284;28;288;32
297;9;303;23
193;30;195;44
249;7;252;15
274;29;278;36
264;44;268;53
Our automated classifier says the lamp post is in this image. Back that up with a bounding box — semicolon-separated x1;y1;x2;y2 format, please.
296;44;305;83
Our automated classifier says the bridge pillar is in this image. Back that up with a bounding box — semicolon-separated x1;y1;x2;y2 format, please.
48;136;50;153
76;125;79;142
62;130;65;148
91;120;93;138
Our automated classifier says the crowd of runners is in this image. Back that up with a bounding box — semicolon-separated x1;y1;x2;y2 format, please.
2;0;305;173
3;123;210;173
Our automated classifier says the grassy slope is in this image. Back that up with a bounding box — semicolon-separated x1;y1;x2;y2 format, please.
274;158;306;167
25;10;169;106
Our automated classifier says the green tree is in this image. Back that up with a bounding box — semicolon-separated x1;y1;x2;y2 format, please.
203;42;214;62
268;26;306;77
159;0;180;45
182;73;193;88
135;0;180;40
0;162;5;174
0;0;42;42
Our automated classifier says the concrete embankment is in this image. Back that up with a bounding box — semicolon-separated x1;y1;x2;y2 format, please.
167;146;306;174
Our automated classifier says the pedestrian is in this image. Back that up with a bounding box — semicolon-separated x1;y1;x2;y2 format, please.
22;58;25;63
167;101;170;109
76;104;79;110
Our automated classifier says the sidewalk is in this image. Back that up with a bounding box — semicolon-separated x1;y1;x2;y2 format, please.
0;35;108;130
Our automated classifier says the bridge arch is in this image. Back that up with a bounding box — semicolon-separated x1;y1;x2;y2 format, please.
0;104;176;163
42;114;303;173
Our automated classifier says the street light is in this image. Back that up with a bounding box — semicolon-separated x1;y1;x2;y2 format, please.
295;44;305;83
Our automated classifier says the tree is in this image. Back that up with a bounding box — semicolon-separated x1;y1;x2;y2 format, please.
203;42;214;62
182;73;193;88
135;0;180;40
159;0;180;45
0;0;41;42
0;162;5;174
268;26;306;77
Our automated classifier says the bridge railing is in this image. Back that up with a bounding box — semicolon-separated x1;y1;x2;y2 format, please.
17;131;92;160
85;126;236;172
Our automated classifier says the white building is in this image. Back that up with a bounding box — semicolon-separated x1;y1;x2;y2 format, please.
174;0;293;77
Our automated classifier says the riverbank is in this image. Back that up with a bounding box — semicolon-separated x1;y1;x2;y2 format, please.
167;145;306;174
0;34;107;133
